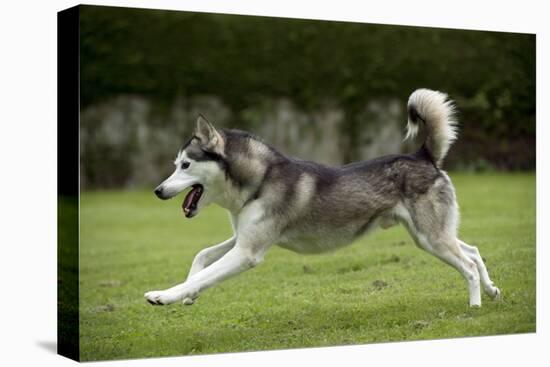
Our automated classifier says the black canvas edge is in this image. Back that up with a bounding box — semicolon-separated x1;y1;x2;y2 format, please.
57;4;80;362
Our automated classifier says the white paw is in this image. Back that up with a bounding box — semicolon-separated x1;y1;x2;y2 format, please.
491;287;502;301
182;297;195;305
181;288;199;306
144;290;179;306
469;295;482;308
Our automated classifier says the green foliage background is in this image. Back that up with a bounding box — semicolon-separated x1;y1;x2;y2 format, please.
80;5;535;172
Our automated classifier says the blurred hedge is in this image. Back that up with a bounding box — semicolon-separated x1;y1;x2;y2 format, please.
80;5;535;170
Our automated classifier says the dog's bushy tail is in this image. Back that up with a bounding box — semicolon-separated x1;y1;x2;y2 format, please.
405;89;458;167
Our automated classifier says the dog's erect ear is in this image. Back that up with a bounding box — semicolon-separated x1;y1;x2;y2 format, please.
195;115;224;154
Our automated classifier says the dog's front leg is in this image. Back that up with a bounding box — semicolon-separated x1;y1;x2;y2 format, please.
179;236;236;304
144;240;270;306
145;205;275;306
186;236;237;278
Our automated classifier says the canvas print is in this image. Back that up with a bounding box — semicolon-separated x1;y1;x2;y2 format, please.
58;5;536;362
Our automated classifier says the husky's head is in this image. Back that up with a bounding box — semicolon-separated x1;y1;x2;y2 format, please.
154;115;227;218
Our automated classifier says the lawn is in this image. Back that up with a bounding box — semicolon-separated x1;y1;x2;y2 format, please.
78;172;536;361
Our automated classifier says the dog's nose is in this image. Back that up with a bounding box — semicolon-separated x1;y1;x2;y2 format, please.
154;187;163;198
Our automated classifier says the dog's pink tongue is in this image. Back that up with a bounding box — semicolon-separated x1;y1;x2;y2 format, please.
182;186;201;218
182;189;196;216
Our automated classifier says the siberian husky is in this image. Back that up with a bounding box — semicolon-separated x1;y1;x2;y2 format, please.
145;89;501;307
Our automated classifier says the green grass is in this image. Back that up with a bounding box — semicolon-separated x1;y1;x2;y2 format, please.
79;172;535;361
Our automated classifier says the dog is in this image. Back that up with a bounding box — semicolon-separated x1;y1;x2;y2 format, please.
145;88;501;308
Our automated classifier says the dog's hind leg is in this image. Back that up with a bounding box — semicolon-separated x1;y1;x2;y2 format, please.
397;177;482;307
410;229;482;307
432;241;481;307
458;240;500;299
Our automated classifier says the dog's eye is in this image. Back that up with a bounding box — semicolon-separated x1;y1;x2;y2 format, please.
181;161;190;170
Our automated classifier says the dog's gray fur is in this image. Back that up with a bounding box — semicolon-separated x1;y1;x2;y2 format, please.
145;89;501;307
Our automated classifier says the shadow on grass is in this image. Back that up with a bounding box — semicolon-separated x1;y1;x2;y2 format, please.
36;340;57;354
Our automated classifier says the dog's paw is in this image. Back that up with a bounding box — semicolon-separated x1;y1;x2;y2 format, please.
182;297;195;305
491;287;502;301
144;290;178;306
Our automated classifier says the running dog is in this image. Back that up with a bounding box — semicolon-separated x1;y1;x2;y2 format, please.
145;88;501;307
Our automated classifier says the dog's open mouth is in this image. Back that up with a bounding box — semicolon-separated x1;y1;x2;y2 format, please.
182;184;204;218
